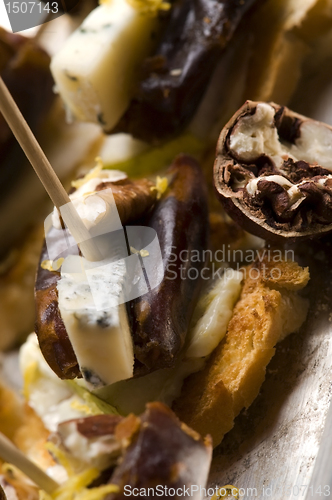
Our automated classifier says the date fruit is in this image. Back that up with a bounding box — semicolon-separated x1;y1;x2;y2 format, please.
129;155;209;373
115;0;258;142
0;28;54;197
108;403;212;500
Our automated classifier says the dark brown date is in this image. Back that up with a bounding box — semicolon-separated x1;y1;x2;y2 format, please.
0;28;54;198
35;235;81;380
129;155;209;374
113;0;258;142
107;403;212;500
95;177;158;224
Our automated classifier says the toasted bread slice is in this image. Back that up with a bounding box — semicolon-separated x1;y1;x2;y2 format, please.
173;253;309;447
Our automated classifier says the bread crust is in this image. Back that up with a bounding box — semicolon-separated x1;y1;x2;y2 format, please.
173;253;309;447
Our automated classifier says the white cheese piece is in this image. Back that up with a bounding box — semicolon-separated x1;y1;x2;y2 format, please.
57;255;134;388
185;269;243;359
51;0;160;131
19;334;89;432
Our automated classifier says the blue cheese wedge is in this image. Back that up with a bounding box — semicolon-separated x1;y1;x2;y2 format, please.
57;255;134;388
50;0;161;130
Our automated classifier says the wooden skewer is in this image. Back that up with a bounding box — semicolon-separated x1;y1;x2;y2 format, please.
0;76;101;261
0;78;103;488
0;432;59;494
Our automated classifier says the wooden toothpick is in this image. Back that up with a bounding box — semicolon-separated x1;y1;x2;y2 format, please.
0;77;101;261
0;432;59;494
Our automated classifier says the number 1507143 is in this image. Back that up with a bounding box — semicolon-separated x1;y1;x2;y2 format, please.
5;2;58;14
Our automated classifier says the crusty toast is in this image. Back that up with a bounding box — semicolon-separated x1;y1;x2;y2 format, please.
173;253;309;447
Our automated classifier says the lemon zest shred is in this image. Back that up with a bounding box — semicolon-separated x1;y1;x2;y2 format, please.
40;260;52;271
66;380;119;416
2;463;23;478
130;247;149;258
22;361;39;400
52;469;100;500
41;258;64;272
39;463;119;500
52;469;116;500
71;158;104;189
126;0;171;14
151;176;168;199
45;442;74;477
70;399;101;416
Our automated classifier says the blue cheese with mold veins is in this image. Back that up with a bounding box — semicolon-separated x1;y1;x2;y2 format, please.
57;254;134;388
50;0;161;130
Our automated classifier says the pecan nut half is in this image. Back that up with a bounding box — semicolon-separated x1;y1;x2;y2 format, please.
214;101;332;241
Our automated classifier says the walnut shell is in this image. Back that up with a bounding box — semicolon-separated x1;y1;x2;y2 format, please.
214;100;332;242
